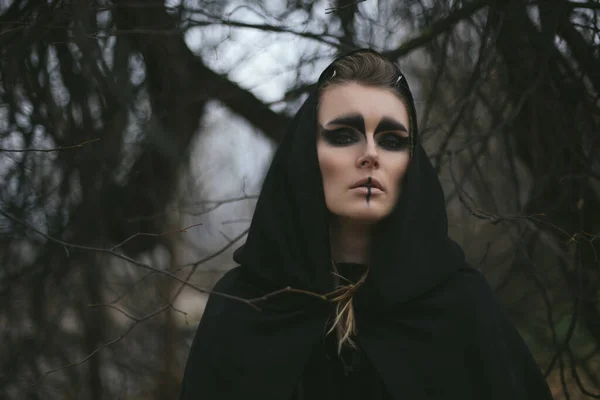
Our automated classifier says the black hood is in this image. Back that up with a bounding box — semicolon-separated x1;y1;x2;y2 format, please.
234;48;464;306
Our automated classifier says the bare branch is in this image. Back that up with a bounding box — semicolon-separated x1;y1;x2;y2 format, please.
0;138;101;153
35;304;172;385
382;0;490;61
109;222;203;251
0;209;250;306
125;195;259;223
566;1;600;10
325;0;367;15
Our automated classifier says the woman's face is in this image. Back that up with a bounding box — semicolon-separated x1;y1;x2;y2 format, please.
317;82;411;223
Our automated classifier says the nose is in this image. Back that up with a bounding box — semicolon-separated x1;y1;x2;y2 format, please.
356;138;379;169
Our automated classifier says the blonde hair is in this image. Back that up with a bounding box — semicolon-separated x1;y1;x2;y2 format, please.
327;260;368;355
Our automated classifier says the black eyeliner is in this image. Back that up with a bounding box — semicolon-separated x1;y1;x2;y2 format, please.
320;126;359;146
319;125;409;150
378;134;409;151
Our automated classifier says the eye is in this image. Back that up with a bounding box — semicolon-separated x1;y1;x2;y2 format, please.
378;133;409;151
321;128;359;146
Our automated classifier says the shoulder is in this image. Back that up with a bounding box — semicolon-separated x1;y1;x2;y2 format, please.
459;267;497;304
450;272;553;399
450;268;525;346
452;267;499;308
200;265;295;321
185;267;262;355
436;267;507;326
201;266;262;316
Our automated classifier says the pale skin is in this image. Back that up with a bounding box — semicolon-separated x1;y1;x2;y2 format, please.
317;82;411;265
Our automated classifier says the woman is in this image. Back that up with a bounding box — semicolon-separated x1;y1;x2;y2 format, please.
179;49;554;400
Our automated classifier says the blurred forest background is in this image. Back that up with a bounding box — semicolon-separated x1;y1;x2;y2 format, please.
0;0;599;398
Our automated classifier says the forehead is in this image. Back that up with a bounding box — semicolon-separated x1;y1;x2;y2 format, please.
318;82;409;125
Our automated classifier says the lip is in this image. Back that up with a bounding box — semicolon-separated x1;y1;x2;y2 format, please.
350;177;385;191
352;186;383;195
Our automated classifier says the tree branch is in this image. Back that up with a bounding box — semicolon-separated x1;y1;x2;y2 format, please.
0;138;101;153
382;0;490;61
112;0;290;143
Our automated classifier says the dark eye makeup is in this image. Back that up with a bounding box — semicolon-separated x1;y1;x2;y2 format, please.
321;128;360;146
377;133;410;150
320;127;409;151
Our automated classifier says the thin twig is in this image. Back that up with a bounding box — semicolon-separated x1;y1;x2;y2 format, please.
325;0;367;14
0;138;101;153
34;304;171;385
109;222;203;251
0;209;255;307
382;0;490;61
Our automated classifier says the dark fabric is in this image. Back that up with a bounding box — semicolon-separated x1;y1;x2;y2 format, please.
179;49;554;400
291;323;393;400
292;263;391;400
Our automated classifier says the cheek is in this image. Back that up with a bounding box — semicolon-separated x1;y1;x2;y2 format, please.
317;147;353;183
391;155;411;180
384;153;411;192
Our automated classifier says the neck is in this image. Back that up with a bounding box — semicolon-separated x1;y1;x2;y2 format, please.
329;217;372;265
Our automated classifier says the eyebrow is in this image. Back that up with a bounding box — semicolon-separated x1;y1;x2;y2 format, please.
324;113;408;134
325;113;365;132
375;117;408;134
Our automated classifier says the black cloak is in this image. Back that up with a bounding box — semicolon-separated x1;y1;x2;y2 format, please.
179;49;554;400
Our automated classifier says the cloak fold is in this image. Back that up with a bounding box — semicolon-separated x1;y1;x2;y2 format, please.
179;266;553;400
